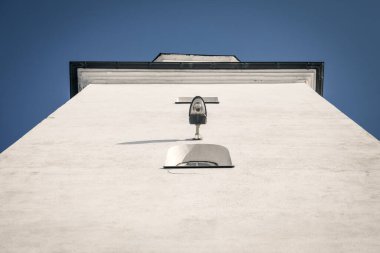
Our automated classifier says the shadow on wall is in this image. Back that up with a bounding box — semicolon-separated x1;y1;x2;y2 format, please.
118;139;195;145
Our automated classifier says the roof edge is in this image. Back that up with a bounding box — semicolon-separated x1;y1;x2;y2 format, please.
152;53;241;62
69;61;324;98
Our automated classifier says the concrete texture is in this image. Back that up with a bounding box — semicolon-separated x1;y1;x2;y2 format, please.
1;83;380;253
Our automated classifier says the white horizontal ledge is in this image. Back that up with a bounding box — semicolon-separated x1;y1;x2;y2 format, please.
77;68;317;92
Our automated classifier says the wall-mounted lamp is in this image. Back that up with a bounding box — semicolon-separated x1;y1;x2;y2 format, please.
175;96;219;140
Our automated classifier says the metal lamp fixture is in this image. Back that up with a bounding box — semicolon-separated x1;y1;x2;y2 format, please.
175;96;219;140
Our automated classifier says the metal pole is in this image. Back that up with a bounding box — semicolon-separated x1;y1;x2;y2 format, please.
194;124;201;140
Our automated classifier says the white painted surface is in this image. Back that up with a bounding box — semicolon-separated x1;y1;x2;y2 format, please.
0;83;379;253
164;144;233;167
77;68;317;92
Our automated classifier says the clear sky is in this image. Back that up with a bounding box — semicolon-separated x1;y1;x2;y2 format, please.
0;0;379;152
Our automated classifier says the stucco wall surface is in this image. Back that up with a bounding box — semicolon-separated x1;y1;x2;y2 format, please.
0;83;379;253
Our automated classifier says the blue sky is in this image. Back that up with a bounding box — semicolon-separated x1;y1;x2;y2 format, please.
0;0;379;152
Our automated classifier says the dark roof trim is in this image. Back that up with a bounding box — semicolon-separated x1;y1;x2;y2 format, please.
69;61;324;98
163;166;234;169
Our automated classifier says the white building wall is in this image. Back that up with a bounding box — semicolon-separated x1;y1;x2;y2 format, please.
0;81;379;252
